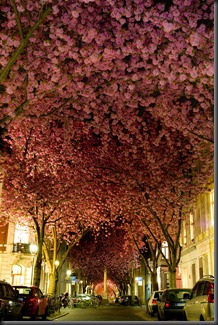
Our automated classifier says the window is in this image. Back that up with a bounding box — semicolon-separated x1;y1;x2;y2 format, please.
192;263;196;285
203;254;209;275
199;257;203;278
14;224;29;244
12;265;22;275
162;241;168;259
210;190;214;227
190;213;194;240
203;282;211;295
196;282;205;296
190;283;198;299
3;284;14;298
183;223;187;245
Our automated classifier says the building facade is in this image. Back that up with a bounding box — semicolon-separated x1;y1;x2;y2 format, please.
179;188;214;288
0;222;68;295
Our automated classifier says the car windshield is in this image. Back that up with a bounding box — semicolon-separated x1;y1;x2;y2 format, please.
14;287;32;295
154;292;162;299
168;290;190;300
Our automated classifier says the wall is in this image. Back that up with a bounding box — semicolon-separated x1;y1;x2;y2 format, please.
179;189;214;288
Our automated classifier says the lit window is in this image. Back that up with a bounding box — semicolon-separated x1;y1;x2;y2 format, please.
14;224;29;243
183;223;187;245
162;241;168;259
210;190;214;227
190;213;194;240
12;264;22;275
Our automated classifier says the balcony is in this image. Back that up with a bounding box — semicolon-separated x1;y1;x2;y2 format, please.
13;243;31;253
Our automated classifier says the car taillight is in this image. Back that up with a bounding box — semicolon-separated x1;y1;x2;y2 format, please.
152;299;157;304
29;298;35;302
208;283;214;303
165;301;170;308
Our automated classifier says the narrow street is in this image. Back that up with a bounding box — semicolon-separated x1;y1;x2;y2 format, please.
49;304;158;322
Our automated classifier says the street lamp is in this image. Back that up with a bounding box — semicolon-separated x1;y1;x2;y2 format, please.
30;244;38;285
55;260;60;268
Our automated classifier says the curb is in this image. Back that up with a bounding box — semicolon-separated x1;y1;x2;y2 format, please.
47;312;69;321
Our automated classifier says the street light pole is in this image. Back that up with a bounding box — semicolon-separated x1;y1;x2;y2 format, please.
66;270;71;296
30;243;38;285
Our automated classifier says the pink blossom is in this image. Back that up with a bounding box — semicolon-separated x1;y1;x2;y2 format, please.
71;10;79;18
6;86;14;94
162;21;174;33
205;64;214;77
179;74;187;81
189;33;201;47
52;5;59;15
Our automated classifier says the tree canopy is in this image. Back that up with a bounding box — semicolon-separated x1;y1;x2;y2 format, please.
0;0;214;290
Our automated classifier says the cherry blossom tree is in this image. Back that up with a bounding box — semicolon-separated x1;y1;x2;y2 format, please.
0;0;214;292
0;118;115;293
70;228;140;295
0;0;213;145
129;225;161;291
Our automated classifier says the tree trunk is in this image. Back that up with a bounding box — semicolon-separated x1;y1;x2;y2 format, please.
168;269;177;288
33;254;42;287
48;273;56;296
151;271;158;291
33;238;43;287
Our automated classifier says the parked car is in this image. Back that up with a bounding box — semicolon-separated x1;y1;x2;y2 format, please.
157;288;191;321
119;295;131;305
147;290;164;316
119;295;140;306
184;275;214;321
95;295;103;304
0;280;23;321
71;293;99;308
12;285;48;320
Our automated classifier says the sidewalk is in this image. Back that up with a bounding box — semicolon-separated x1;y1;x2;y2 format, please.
47;309;69;321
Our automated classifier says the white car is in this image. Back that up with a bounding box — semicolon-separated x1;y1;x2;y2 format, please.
184;275;214;321
147;290;164;316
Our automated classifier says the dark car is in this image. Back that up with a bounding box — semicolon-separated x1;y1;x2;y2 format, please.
95;295;103;304
147;290;164;316
119;295;131;305
13;285;48;320
119;295;140;306
0;280;23;321
157;288;191;321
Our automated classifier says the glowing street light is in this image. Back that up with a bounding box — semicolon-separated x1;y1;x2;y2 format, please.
30;243;38;255
55;260;60;268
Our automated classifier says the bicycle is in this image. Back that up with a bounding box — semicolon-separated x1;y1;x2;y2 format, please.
47;296;62;315
70;298;87;309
